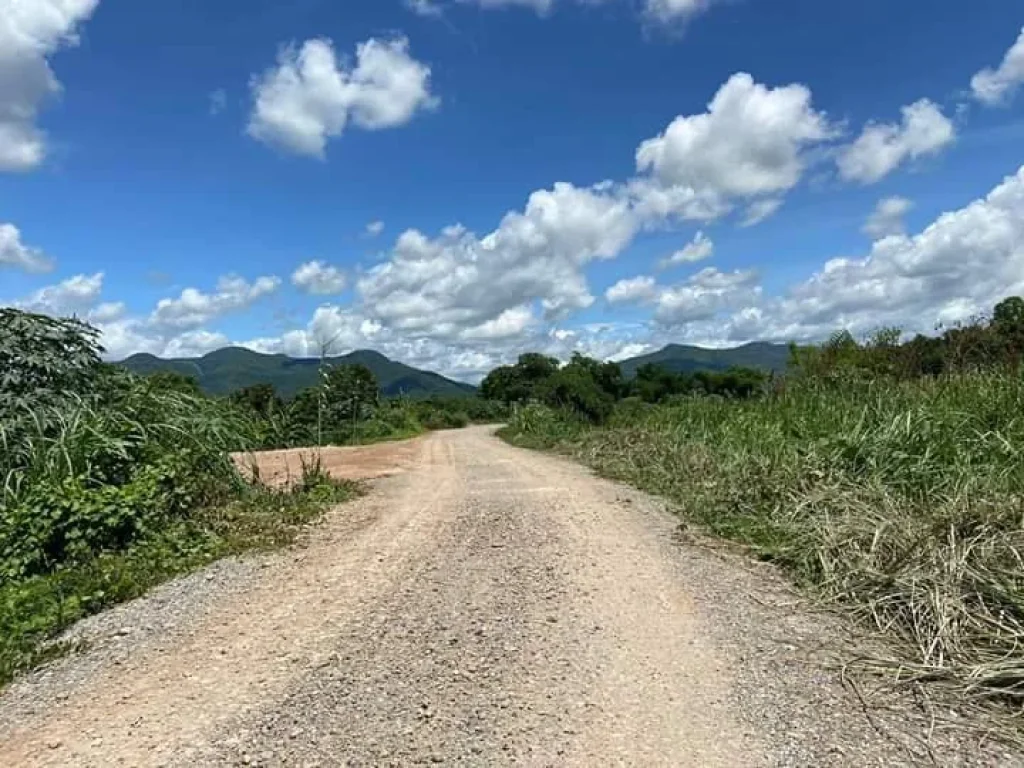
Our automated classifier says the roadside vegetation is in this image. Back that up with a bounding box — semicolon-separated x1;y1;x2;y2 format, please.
495;297;1024;724
222;368;506;451
0;308;498;686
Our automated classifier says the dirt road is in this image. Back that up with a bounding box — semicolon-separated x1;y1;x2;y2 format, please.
0;427;1012;766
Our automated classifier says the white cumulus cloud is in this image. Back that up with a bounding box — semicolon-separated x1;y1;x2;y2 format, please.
358;181;639;340
971;27;1024;106
837;99;955;184
150;274;281;330
0;0;99;171
722;165;1024;343
654;267;760;326
0;223;53;272
248;37;437;158
162;330;231;359
863;196;913;240
291;260;346;295
12;272;104;316
606;275;658;304
365;220;385;237
636;73;835;203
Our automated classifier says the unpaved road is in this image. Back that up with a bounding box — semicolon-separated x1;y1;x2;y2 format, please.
0;427;1015;766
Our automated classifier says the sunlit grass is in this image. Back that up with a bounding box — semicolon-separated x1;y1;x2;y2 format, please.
505;372;1024;712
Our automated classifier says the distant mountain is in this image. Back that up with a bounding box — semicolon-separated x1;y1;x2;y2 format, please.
618;342;790;377
120;347;477;399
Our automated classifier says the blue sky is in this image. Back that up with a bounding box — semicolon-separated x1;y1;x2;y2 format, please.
2;0;1024;380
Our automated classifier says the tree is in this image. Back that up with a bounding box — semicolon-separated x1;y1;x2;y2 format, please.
993;296;1024;364
323;364;379;436
229;383;281;417
543;364;615;424
480;353;560;404
562;353;626;400
480;365;521;404
517;353;560;383
0;309;103;411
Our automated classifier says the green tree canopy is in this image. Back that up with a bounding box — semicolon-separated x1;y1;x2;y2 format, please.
0;309;103;412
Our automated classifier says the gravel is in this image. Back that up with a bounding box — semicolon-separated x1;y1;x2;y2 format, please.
0;426;1018;767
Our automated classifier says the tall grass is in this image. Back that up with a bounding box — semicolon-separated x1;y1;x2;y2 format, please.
0;375;359;684
0;311;367;685
1;384;253;507
506;372;1024;710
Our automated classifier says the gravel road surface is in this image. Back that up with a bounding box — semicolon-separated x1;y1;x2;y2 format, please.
0;426;1015;767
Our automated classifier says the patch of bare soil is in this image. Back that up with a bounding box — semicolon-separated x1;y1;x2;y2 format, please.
232;437;425;486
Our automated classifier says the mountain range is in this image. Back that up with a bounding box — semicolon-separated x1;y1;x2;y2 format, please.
120;348;478;399
120;341;791;398
616;342;791;378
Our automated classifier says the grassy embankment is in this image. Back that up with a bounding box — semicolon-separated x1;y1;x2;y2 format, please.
502;372;1024;716
0;310;363;686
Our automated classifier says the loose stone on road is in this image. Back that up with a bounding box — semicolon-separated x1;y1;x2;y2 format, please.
0;427;1012;766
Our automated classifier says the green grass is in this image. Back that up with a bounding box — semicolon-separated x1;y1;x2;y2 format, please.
0;311;386;688
503;373;1024;713
0;471;359;686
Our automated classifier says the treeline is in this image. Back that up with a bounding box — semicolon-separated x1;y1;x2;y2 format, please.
149;365;507;450
789;295;1024;381
481;352;768;424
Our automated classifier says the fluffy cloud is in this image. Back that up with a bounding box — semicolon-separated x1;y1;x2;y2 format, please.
604;265;761;327
162;330;231;359
0;223;53;272
660;230;713;268
248;37;437;158
863;196;913;239
971;27;1024;106
837;99;955;184
0;0;99;171
606;275;658;304
727;165;1024;342
365;220;385;237
242;305;384;358
654;267;760;326
87;301;125;323
150;274;281;330
358;181;638;340
12;272;104;316
636;73;834;203
291;260;346;295
352;72;836;352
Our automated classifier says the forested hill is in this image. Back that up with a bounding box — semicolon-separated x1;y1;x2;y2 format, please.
120;342;791;398
618;342;790;377
120;347;477;398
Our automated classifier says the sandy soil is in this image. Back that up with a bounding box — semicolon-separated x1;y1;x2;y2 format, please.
0;426;1015;767
232;437;426;486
